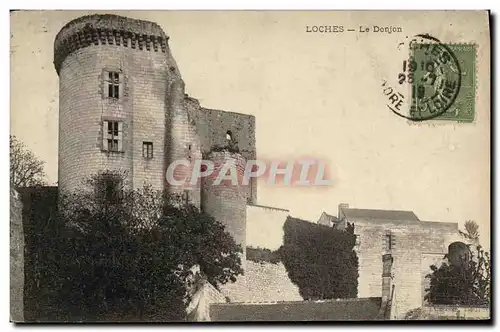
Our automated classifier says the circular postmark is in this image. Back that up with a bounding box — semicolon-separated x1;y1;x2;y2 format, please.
390;34;462;122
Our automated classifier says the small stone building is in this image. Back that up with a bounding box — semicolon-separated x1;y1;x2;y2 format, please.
327;203;471;319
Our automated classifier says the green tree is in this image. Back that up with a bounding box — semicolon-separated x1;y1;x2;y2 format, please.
50;170;242;321
425;245;490;305
10;135;47;188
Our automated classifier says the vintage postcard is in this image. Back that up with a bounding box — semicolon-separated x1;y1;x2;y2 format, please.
10;10;491;322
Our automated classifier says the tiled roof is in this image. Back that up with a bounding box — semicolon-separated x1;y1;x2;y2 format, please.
341;208;419;222
210;297;383;321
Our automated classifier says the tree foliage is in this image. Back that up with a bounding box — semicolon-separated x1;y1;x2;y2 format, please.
279;217;358;300
10;135;47;188
459;220;480;242
36;170;242;321
246;247;281;264
20;186;60;321
425;245;490;306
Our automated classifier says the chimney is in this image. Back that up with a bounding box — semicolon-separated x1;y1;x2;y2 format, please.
338;203;349;219
381;253;393;302
379;253;394;319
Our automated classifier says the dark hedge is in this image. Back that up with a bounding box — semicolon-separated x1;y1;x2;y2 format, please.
280;217;359;300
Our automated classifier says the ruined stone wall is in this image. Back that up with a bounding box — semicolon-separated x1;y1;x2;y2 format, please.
10;189;24;322
187;104;257;204
351;218;460;319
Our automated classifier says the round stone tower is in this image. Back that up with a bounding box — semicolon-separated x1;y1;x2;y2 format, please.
54;14;181;193
201;151;247;262
54;14;247;260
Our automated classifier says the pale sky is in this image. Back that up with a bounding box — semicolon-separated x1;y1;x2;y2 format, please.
10;10;490;246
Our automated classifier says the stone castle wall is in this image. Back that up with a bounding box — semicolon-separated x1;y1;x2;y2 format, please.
219;261;302;303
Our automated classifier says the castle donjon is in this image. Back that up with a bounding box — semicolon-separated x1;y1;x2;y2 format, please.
50;14;478;320
54;14;256;257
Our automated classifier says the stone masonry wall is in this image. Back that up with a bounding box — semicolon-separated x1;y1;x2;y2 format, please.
201;151;247;264
220;261;302;303
187;104;257;204
58;43;172;193
10;189;24;322
418;305;490;320
352;218;461;319
166;95;204;208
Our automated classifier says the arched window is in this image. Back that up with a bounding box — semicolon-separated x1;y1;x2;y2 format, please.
226;130;233;141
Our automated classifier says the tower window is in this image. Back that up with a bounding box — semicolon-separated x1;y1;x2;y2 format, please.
187;143;192;161
106;71;122;99
226;130;233;141
143;141;153;159
102;120;123;152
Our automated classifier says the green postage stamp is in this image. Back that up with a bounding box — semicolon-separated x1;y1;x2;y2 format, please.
409;43;476;122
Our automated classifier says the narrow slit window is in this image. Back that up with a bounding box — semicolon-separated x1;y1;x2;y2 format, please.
187;143;192;160
226;130;233;141
143;141;153;159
